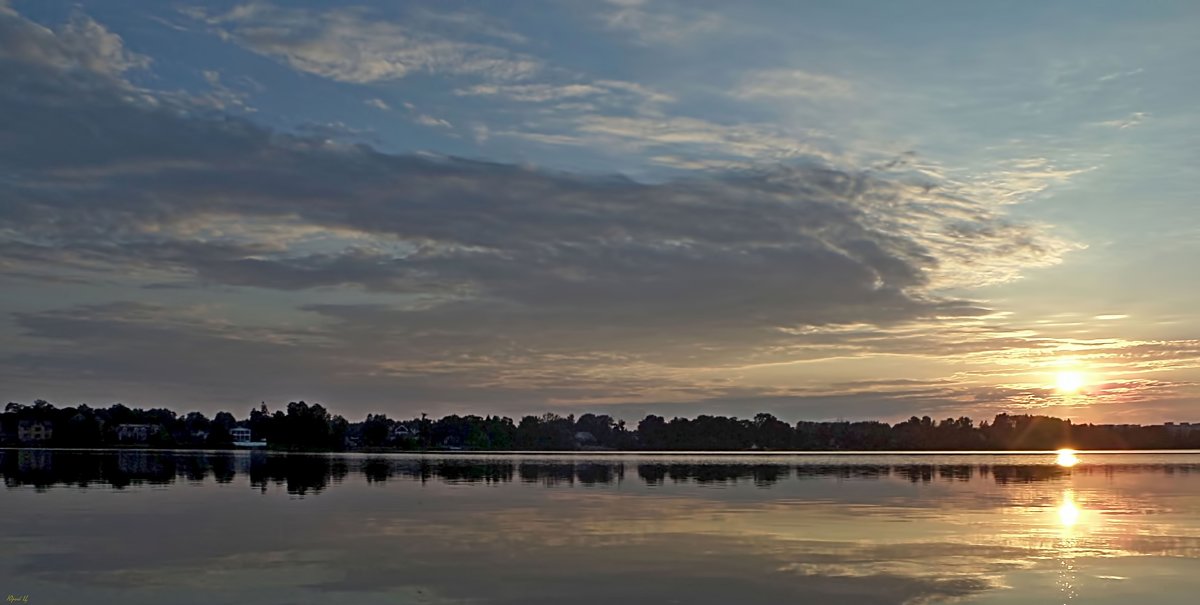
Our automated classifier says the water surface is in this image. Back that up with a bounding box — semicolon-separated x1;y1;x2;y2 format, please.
3;450;1199;604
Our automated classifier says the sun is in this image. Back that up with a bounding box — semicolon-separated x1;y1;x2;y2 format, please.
1055;448;1079;468
1055;370;1086;394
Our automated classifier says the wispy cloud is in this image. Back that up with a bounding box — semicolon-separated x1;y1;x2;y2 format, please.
196;69;256;112
599;0;724;46
456;83;608;103
1097;68;1144;82
735;69;856;101
1096;111;1149;129
499;113;841;167
414;114;452;129
183;3;541;83
455;80;673;105
405;6;529;46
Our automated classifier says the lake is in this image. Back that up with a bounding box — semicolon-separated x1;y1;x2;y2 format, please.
2;450;1200;604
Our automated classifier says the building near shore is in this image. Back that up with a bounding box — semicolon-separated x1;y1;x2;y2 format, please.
116;424;160;443
17;420;54;444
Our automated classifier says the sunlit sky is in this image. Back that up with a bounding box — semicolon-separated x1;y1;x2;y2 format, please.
2;0;1198;422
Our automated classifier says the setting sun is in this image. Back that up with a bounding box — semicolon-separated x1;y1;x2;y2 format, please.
1055;370;1086;394
1055;449;1079;467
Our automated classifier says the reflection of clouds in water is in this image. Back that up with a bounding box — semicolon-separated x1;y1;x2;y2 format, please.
315;518;1001;605
2;453;1200;604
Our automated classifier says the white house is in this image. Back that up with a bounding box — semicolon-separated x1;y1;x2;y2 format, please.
18;420;53;443
116;423;158;443
230;427;252;443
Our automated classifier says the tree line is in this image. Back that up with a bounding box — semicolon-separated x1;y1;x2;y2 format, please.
4;399;1199;451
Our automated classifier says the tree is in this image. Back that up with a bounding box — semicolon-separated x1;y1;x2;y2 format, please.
637;415;667;450
752;413;793;450
576;414;617;447
362;414;393;447
184;411;211;433
208;411;236;446
248;403;274;444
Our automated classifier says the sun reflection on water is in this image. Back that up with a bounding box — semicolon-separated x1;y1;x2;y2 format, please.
1058;490;1081;528
1055;489;1082;603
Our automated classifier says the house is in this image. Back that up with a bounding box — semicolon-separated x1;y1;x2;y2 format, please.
116;423;159;443
574;431;597;446
1166;422;1200;436
18;420;53;443
391;424;417;441
229;426;266;448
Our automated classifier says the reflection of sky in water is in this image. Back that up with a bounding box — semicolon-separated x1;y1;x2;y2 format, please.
1;452;1200;604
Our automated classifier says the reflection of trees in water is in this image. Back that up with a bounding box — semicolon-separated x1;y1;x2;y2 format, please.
895;465;936;483
637;464;791;486
248;455;349;495
988;465;1069;484
518;462;577;486
437;462;516;484
210;453;237;483
3;451;1199;493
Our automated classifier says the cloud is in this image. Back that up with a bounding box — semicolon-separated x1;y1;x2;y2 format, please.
184;3;541;83
599;0;725;46
293;120;377;143
195;69;255;112
413;114;453;129
364;98;390;111
1097;68;1143;83
455;80;673;105
502;114;842;166
0;8;150;78
455;83;611;103
0;5;1099;415
404;6;529;46
1096;111;1148;129
0;2;159;187
735;69;855;101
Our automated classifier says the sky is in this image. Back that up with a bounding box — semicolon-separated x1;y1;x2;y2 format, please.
1;0;1198;423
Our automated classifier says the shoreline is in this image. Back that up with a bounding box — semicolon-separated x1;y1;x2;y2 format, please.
5;447;1200;455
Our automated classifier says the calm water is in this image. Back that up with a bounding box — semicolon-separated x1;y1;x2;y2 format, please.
3;450;1200;604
